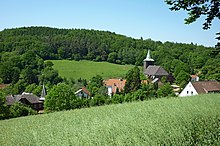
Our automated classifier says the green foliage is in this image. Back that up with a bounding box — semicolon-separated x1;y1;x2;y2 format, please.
176;70;191;87
44;83;76;112
0;91;9;120
9;102;37;118
88;75;104;96
89;94;106;107
124;66;141;93
165;0;220;30
0;94;220;145
39;65;62;85
0;27;219;82
25;84;42;97
157;83;175;98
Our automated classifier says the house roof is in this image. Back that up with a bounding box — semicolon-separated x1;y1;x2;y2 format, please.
75;87;91;96
191;75;198;78
0;84;10;89
6;93;42;105
104;79;126;93
192;81;220;94
144;65;169;76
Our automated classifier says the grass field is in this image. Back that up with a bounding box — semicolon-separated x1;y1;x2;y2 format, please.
1;94;220;145
50;60;134;80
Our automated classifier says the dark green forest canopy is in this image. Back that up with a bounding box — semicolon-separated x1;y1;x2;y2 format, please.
0;26;219;84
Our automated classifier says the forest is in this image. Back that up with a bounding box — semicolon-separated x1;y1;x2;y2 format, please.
0;26;219;90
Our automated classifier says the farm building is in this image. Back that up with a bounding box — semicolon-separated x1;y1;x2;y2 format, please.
6;92;44;111
179;80;220;97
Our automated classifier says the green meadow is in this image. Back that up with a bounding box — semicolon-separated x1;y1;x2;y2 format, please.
51;60;134;80
1;94;220;145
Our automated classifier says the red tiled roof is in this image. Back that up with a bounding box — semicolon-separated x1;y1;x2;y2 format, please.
0;84;10;89
104;79;126;94
192;81;220;94
81;87;91;96
191;75;198;78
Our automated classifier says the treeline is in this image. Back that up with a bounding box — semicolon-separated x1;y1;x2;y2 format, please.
0;26;219;86
0;67;174;119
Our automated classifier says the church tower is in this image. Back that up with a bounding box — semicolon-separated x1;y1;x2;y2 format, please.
143;49;154;70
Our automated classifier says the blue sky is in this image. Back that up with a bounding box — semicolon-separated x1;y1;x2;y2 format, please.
1;0;219;47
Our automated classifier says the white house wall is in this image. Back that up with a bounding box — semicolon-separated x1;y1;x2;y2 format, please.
179;82;198;97
107;86;112;96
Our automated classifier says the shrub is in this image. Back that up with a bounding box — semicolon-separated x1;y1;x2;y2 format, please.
9;102;37;118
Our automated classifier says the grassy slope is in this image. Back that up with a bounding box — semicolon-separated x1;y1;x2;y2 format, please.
51;60;134;80
1;94;220;145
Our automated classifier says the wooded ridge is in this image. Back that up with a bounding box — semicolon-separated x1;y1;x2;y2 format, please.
0;26;219;85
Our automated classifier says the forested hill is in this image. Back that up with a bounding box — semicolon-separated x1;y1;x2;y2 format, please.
0;27;219;82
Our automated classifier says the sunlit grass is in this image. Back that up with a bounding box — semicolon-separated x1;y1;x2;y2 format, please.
1;94;220;145
51;60;134;80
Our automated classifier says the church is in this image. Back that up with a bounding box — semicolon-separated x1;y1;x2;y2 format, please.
143;50;174;83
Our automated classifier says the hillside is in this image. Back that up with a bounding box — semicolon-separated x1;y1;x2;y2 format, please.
0;27;219;83
1;94;220;145
51;60;134;80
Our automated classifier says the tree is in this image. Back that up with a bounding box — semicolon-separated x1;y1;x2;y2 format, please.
0;91;10;120
165;0;220;30
107;52;117;63
124;66;141;93
44;83;76;112
176;70;191;87
166;0;220;48
88;75;104;96
157;83;174;98
9;102;37;118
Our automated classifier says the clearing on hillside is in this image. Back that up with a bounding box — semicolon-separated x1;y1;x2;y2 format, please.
1;94;220;145
51;60;134;80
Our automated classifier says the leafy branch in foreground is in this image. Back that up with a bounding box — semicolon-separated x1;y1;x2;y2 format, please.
165;0;220;30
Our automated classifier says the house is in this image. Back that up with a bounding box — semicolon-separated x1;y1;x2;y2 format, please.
143;50;174;82
104;79;126;96
6;92;44;111
191;75;199;82
179;80;220;97
75;87;91;98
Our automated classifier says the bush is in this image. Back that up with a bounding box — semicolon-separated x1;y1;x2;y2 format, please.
44;83;76;112
89;95;106;106
9;102;37;118
112;94;124;104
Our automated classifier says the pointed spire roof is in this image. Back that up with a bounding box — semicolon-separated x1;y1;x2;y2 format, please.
40;84;46;101
144;50;154;61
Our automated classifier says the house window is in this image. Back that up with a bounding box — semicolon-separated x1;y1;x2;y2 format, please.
187;91;189;94
191;91;193;95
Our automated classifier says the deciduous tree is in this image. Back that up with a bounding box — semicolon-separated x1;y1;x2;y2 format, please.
124;66;141;93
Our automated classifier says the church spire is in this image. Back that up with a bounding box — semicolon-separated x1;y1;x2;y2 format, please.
144;49;154;61
39;84;46;101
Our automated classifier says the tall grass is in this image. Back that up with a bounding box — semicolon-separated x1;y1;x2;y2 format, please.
51;60;134;80
0;94;220;145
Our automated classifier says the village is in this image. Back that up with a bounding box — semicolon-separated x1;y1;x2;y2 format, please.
1;0;220;144
3;50;220;113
